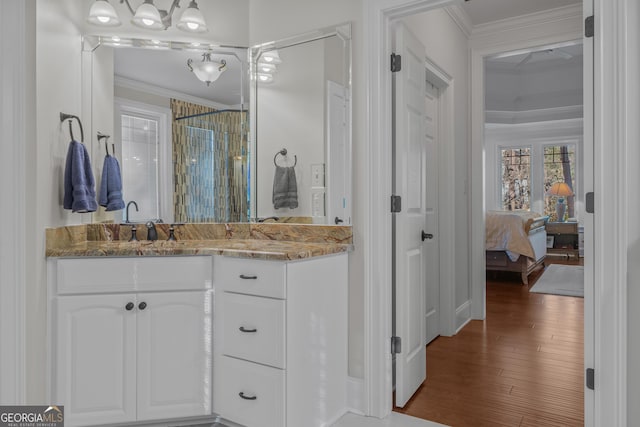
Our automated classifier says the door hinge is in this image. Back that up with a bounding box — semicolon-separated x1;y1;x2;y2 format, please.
391;53;402;72
391;336;402;354
586;368;595;390
585;15;594;38
391;195;402;213
586;192;594;213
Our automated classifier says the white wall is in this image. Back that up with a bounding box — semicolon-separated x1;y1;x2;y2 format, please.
401;9;471;317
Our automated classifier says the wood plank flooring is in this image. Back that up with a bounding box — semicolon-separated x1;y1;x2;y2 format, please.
394;258;584;427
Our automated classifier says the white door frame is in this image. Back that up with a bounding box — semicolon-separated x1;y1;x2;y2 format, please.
0;0;30;404
363;0;627;424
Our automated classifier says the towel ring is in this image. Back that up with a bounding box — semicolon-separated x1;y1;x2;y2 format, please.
274;148;297;167
97;132;111;156
60;112;84;143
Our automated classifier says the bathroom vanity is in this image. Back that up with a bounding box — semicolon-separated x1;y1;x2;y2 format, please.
46;223;351;427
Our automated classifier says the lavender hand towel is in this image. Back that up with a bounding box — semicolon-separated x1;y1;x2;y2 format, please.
272;165;298;209
98;154;125;211
63;140;98;213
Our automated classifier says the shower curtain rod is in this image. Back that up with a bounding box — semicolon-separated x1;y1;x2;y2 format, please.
175;108;245;121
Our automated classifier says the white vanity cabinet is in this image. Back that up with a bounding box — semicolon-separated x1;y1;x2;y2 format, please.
48;256;213;427
213;253;348;427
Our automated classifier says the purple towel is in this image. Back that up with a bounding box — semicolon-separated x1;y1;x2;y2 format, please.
63;140;98;213
99;154;125;211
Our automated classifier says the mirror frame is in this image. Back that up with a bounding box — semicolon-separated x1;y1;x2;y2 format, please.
249;22;353;224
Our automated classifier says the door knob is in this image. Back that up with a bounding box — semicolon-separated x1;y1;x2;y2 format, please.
421;231;433;241
125;302;135;311
138;302;147;310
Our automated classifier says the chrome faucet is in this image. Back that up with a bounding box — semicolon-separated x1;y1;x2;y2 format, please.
125;201;138;223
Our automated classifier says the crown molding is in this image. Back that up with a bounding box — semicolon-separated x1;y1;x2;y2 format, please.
115;76;233;110
444;4;472;38
486;105;583;124
472;3;583;41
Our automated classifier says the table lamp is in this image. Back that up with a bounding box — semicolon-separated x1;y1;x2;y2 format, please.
546;182;574;222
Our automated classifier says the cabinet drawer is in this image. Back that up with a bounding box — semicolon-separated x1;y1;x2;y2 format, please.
214;257;286;299
486;251;508;267
545;222;578;234
222;293;285;369
55;256;212;294
214;356;285;427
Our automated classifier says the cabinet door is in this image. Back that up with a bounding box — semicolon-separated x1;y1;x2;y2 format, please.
55;294;137;426
136;291;213;421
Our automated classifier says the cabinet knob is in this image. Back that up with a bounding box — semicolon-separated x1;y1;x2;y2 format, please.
125;302;135;311
239;274;258;280
138;302;147;310
239;392;257;401
239;326;257;333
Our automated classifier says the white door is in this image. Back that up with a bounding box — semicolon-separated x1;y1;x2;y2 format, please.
393;22;427;407
55;294;137;426
423;81;440;345
326;80;350;225
136;291;213;421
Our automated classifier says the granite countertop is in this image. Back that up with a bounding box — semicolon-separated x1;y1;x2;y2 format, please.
46;223;353;261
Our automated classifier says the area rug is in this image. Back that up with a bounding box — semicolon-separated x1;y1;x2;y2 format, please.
529;264;584;297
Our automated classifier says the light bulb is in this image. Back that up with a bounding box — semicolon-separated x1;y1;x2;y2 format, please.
97;16;111;23
187;22;199;30
142;18;155;26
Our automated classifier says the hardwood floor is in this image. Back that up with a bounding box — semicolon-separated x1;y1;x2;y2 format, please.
394;258;584;427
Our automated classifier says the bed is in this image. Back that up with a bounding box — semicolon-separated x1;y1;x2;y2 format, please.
485;210;549;285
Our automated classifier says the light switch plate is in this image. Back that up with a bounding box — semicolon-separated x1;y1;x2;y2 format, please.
311;164;325;188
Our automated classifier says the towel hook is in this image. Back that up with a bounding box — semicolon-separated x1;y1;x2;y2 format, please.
274;148;297;167
97;132;111;156
60;113;84;143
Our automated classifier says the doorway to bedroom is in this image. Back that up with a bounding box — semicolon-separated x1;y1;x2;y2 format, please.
388;4;588;425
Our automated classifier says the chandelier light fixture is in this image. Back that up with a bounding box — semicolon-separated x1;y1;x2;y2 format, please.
187;53;227;86
87;0;208;32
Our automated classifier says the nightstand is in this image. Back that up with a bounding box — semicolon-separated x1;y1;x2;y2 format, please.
545;222;579;259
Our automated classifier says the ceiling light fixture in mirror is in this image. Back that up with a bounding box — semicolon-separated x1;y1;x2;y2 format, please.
87;0;208;32
187;53;227;86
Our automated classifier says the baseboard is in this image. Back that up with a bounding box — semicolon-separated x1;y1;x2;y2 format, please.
455;300;472;333
346;376;365;415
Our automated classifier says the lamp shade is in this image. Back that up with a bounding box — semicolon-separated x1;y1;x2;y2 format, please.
177;0;208;33
546;182;574;197
131;0;164;29
87;0;121;26
187;54;226;86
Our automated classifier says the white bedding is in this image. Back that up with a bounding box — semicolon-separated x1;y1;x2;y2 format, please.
485;210;543;261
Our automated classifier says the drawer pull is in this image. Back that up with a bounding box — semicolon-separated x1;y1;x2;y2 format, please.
239;326;258;333
125;302;135;311
239;274;258;280
239;392;257;401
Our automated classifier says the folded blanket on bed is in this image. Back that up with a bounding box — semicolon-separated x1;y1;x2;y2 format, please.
485;210;541;261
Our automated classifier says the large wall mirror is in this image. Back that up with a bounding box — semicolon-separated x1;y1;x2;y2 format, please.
82;22;351;225
251;23;352;225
